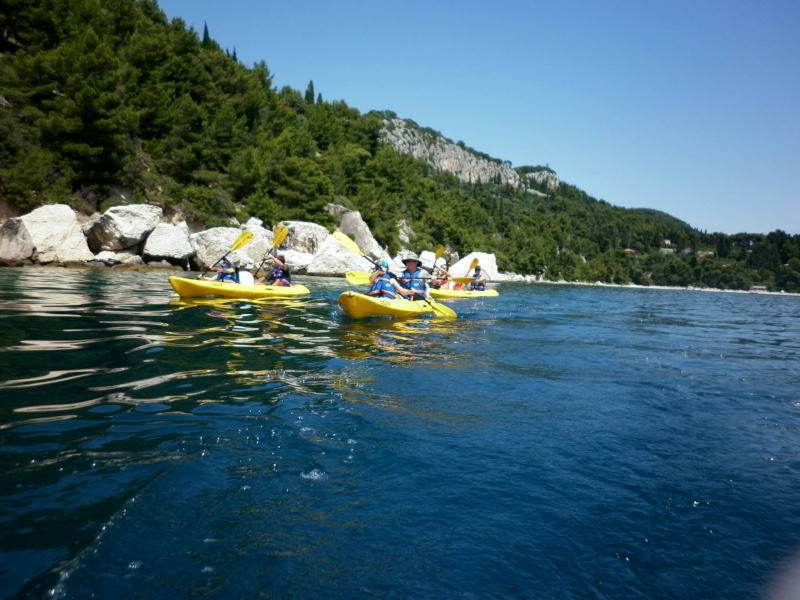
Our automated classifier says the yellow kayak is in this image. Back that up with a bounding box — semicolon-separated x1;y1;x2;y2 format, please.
338;291;434;319
169;276;310;299
430;288;499;299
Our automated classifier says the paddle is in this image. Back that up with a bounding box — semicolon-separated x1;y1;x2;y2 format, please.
345;271;372;286
452;258;480;288
254;226;289;278
199;230;255;278
332;231;456;319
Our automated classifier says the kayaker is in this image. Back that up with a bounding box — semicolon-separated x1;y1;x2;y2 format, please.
430;263;451;290
215;257;239;283
400;253;429;300
469;265;487;291
368;259;404;298
264;255;292;287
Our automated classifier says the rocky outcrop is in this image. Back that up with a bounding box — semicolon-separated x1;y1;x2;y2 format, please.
278;221;329;254
306;234;371;275
142;222;194;265
324;203;350;221
0;204;93;265
449;252;499;280
338;211;383;259
382;118;523;187
522;170;560;190
85;204;162;252
397;219;415;246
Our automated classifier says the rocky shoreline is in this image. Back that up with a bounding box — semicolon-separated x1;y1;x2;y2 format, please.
1;202;797;298
0;202;506;280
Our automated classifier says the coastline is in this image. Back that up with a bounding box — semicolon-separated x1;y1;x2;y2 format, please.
5;263;799;299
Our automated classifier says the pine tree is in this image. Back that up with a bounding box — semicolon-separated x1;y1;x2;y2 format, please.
232;46;237;61
202;22;210;47
305;80;315;104
316;92;322;104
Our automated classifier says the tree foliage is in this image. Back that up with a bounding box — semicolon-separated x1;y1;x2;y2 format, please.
1;0;798;291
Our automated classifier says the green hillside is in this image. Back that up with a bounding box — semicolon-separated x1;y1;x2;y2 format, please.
1;0;799;290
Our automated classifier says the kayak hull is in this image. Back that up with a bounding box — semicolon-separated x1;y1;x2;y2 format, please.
338;291;434;319
430;288;499;299
169;276;310;299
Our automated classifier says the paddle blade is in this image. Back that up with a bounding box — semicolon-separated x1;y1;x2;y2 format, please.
272;225;289;249
231;230;255;251
428;299;457;319
333;231;364;256
345;271;372;285
467;258;479;275
434;244;445;264
451;276;473;285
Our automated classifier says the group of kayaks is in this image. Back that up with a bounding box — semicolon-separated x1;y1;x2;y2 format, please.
168;275;499;320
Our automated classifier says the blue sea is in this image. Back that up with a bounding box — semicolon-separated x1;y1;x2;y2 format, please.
1;268;799;599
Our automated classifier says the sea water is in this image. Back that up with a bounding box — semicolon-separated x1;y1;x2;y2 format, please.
1;267;799;598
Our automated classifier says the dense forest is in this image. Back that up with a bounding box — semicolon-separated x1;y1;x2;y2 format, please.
1;0;799;291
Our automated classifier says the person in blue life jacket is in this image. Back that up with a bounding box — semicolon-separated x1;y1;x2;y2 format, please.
400;253;429;300
468;265;487;291
263;255;291;287
214;257;239;283
367;259;411;299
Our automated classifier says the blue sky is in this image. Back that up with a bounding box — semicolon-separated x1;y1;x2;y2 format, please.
160;0;799;234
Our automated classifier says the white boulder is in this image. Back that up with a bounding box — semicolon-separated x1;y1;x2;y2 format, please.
306;234;372;276
280;249;314;274
190;226;272;270
0;218;34;264
0;204;93;265
338;210;383;258
449;252;499;280
278;221;329;254
85;204;162;251
418;250;446;271
142;222;194;263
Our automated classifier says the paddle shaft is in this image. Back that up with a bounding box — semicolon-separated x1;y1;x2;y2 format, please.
201;251;234;279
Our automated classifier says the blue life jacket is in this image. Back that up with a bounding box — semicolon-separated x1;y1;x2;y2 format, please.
469;272;486;291
216;263;238;283
369;272;396;299
402;269;427;299
269;266;291;283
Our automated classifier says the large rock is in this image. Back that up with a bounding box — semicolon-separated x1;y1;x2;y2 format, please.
190;226;272;270
338;210;383;258
418;250;446;271
280;249;314;274
449;252;499;280
85;204;162;252
142;222;194;264
0;204;93;265
325;203;350;222
91;251;144;266
306;234;372;276
0;218;34;264
278;221;329;254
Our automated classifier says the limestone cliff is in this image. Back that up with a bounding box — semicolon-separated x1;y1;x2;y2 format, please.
380;118;560;191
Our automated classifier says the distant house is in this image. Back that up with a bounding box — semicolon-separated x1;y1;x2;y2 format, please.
662;239;672;247
623;248;637;254
695;250;716;259
749;285;768;292
659;247;675;255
